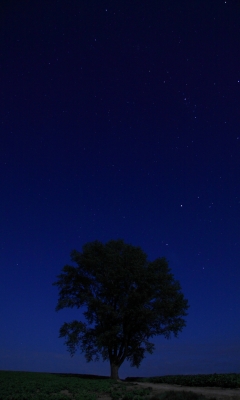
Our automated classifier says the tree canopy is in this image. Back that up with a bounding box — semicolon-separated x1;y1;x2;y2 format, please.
53;239;189;379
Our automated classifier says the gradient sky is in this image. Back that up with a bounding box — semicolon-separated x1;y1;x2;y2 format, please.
1;0;240;379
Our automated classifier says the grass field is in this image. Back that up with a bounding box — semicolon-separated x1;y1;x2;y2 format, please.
0;371;239;400
0;371;151;400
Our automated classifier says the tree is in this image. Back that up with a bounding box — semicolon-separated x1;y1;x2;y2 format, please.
53;239;189;380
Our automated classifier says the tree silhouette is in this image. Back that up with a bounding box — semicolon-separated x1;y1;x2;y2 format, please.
53;239;189;379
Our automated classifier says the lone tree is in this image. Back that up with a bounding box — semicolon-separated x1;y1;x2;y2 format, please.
53;239;189;380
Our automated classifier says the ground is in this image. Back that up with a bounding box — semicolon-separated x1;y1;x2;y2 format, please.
97;381;240;400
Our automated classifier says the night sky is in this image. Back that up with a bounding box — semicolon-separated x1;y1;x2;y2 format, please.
1;0;240;379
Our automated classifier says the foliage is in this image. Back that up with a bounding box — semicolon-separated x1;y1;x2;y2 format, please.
1;371;239;400
125;373;240;389
0;371;123;399
53;239;189;377
0;371;153;400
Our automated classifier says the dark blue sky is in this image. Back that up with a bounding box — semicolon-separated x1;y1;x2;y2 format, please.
1;0;240;378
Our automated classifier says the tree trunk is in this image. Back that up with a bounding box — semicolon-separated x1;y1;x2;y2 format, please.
110;362;120;380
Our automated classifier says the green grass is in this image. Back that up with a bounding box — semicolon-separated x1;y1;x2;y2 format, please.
0;371;151;400
1;371;239;400
0;371;118;400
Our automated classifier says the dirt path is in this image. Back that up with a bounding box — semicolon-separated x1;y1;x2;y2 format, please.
127;381;240;400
